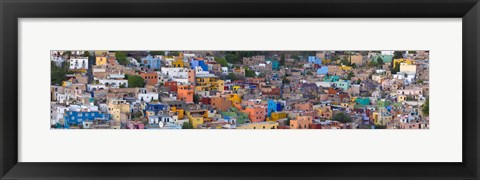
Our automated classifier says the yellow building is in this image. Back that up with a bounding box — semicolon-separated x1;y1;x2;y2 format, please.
62;80;72;87
393;58;413;68
186;111;205;129
372;112;379;124
350;97;357;103
316;107;333;119
96;56;107;65
236;122;278;129
94;50;108;57
109;108;121;121
218;80;225;92
108;99;130;113
233;85;241;92
196;76;220;91
227;94;242;104
397;95;407;102
172;58;184;68
341;103;351;109
340;65;352;71
268;112;287;122
170;106;185;119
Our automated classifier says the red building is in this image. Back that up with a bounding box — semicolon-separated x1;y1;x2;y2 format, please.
164;81;178;92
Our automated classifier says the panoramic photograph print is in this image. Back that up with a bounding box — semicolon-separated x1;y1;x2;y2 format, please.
50;50;429;130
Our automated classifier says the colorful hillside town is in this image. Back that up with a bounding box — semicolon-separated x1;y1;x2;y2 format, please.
50;51;429;129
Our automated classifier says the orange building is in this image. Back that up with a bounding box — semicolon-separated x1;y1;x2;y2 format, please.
211;97;232;112
140;72;158;86
290;116;313;129
244;106;266;123
177;85;194;103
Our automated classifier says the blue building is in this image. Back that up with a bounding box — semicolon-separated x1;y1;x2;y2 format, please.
141;55;162;69
64;111;111;126
324;75;340;82
145;103;168;115
267;99;283;117
191;59;208;71
271;60;280;70
332;79;351;91
308;56;322;65
316;66;328;75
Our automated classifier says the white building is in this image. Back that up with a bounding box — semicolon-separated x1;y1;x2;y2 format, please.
69;57;89;70
396;87;423;96
129;57;140;67
50;103;68;125
160;68;189;79
99;79;128;88
87;84;107;92
138;92;159;102
381;51;394;56
221;67;228;75
393;72;416;85
51;56;65;67
56;93;72;104
315;81;332;88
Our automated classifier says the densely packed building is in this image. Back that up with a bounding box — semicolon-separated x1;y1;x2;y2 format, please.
50;50;429;129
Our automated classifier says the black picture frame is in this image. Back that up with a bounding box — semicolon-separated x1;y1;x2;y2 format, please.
1;0;479;179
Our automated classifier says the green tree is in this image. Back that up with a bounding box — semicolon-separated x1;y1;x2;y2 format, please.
340;58;350;66
182;121;194;129
169;51;180;56
116;51;129;66
391;62;401;74
193;94;201;104
393;51;404;59
368;60;378;67
347;71;355;80
376;56;384;67
245;68;256;77
351;63;357;69
215;57;228;67
356;79;362;84
83;51;91;57
282;76;290;84
149;51;165;55
128;75;145;88
422;97;429;116
225;53;238;64
333;112;352;123
291;54;300;60
285;118;291;126
51;61;72;85
280;53;286;66
374;124;387;129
